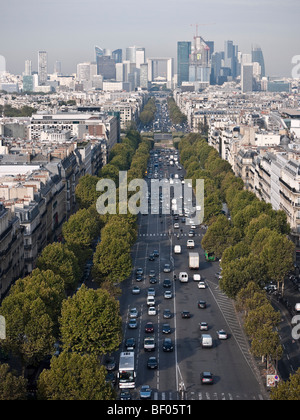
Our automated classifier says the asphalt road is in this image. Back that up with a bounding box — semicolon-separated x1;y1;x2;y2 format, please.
117;148;267;401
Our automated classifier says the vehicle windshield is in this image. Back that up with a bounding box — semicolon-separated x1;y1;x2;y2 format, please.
119;371;134;382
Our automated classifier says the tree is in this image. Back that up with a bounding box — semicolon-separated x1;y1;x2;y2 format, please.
0;363;28;400
59;286;122;356
37;351;115;400
250;325;283;366
244;303;281;339
75;174;101;209
36;242;81;291
270;368;300;400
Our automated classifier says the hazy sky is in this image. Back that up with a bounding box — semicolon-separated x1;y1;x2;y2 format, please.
1;0;299;77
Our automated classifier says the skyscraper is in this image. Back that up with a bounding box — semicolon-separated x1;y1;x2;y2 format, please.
38;51;48;85
252;45;265;78
188;37;210;83
112;49;123;64
224;40;238;78
24;60;32;76
135;48;146;69
177;41;191;86
241;63;253;93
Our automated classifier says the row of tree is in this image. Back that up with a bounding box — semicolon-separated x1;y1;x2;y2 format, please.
167;97;187;125
139;97;157;126
0;129;152;400
178;133;294;394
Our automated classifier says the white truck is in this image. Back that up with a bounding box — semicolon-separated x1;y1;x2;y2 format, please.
201;334;213;348
189;252;199;270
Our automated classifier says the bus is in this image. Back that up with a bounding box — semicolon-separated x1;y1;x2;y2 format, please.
118;352;136;389
204;251;216;262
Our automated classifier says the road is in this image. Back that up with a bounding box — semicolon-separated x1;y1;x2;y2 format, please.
117;146;267;400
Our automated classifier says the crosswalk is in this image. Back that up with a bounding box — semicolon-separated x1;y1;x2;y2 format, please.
151;391;265;400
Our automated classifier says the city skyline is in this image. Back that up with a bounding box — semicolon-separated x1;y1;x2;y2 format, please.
1;0;299;78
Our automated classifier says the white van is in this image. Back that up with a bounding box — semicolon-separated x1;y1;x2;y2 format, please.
295;303;300;312
179;272;188;283
147;296;155;306
201;334;213;348
174;245;182;254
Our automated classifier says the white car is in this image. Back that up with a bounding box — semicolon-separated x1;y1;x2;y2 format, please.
129;308;138;318
187;240;195;249
174;223;180;229
217;329;228;340
148;306;157;316
198;281;206;289
164;290;172;299
193;274;201;282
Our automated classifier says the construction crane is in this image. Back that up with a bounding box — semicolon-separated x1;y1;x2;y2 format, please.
190;23;216;38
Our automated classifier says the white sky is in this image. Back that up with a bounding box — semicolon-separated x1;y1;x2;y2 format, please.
1;0;299;77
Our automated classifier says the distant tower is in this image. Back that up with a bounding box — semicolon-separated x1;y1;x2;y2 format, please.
177;41;191;86
252;45;265;78
38;51;48;85
24;60;32;76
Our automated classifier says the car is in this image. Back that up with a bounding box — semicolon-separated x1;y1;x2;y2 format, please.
129;308;138;318
105;371;116;385
163;309;172;319
128;318;137;329
198;300;207;309
162;323;171;334
140;385;152;399
174;223;180;229
136;268;143;276
145;322;154;333
217;329;228;340
199;322;209;331
163;278;171;288
201;372;214;385
120;390;132;400
188;230;195;237
149;270;156;278
198;281;206;289
136;274;143;282
193;274;201;282
147;356;158;369
148;306;157;316
164;290;172;299
181;311;191;318
132;286;141;295
105;356;116;371
163;264;171;273
149;277;157;284
149;253;155;261
153;250;159;257
147;287;156;296
187;240;195;248
125;337;135;350
162;338;174;352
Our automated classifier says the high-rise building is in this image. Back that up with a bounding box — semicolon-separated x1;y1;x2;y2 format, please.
189;36;211;83
140;63;149;89
126;46;137;63
224;41;238;78
24;60;32;76
177;41;191;86
241;63;253;93
97;56;116;80
112;49;123;64
38;51;48;85
136;48;146;69
54;61;62;74
252;45;265;78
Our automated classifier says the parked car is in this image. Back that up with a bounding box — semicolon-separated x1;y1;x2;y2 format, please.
105;356;116;371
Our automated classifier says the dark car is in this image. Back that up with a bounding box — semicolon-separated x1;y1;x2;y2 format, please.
120;390;131;400
149;253;155;261
198;300;207;309
105;371;116;385
125;338;135;350
162;338;174;352
105;356;116;371
201;371;214;385
162;323;171;334
136;268;143;276
153;250;159;257
181;310;191;318
136;274;143;282
147;356;158;369
163;309;172;319
145;322;154;333
163;278;171;288
149;277;157;284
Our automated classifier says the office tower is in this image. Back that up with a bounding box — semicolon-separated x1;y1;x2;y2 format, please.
54;61;62;74
177;41;191;86
97;56;116;79
126;46;137;63
116;62;125;81
189;36;210;83
205;41;214;59
241;63;253;93
210;52;222;85
23;75;34;92
140;63;149;89
24;60;32;76
112;49;122;63
95;46;104;60
38;51;48;85
252;45;265;78
77;62;97;82
224;40;238;78
136;48;146;69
